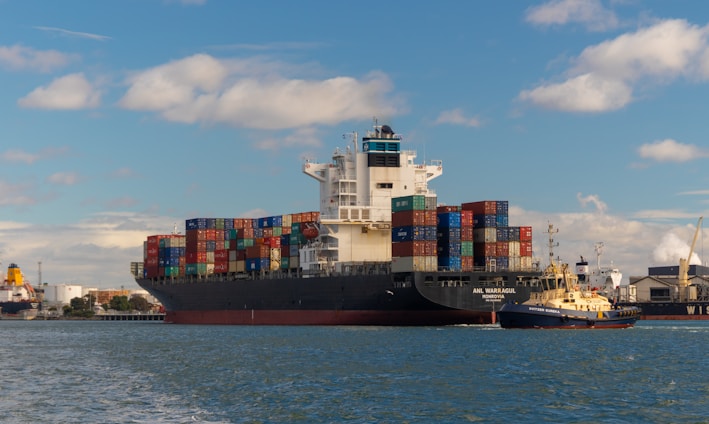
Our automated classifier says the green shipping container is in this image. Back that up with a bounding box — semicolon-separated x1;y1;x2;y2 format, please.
165;266;181;277
461;241;474;256
392;195;426;212
185;263;207;275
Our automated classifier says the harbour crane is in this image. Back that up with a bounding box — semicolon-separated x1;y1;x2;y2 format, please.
678;216;703;302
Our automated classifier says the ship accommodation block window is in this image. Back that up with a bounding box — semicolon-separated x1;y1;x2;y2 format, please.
377;183;393;189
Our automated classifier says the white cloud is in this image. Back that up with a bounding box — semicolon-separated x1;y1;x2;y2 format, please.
256;127;323;151
0;44;76;73
577;193;608;213
637;139;708;163
46;172;81;185
1;147;70;164
1;149;39;164
18;73;101;110
0;180;37;206
653;233;701;265
33;26;111;41
519;73;632;112
525;0;619;32
434;109;481;127
573;20;707;81
118;54;402;131
519;19;709;112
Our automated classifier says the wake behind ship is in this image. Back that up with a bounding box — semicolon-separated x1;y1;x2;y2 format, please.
132;123;543;325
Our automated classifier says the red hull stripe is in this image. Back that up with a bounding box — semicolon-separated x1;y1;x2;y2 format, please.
165;309;492;326
641;315;709;320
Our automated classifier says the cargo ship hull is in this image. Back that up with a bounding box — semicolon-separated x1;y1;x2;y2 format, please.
137;270;540;325
619;302;709;320
0;301;38;314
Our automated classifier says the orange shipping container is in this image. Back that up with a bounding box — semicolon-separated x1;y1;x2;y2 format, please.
461;210;473;227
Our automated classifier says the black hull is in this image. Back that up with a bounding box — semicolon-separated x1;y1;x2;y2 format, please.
0;301;39;315
497;303;640;329
618;302;709;320
136;270;541;325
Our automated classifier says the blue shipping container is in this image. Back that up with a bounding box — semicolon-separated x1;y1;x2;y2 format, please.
246;258;270;271
392;226;427;242
437;212;461;228
438;256;462;271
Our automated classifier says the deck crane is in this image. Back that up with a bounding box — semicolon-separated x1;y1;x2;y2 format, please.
678;216;703;302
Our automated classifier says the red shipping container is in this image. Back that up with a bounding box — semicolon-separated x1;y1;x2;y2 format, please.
392;210;426;227
392;240;428;257
246;245;270;258
517;227;529;241
461;256;474;272
214;262;228;274
205;229;216;241
145;256;159;267
144;265;159;278
424;210;437;226
436;205;460;213
214;249;229;262
186;239;207;253
146;246;159;257
520;241;533;256
147;235;160;249
460;210;473;227
238;228;255;239
268;237;281;248
462;200;497;215
460;227;474;241
474;242;496;257
496;241;509;256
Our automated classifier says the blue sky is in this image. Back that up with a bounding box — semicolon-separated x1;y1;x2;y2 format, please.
2;0;709;289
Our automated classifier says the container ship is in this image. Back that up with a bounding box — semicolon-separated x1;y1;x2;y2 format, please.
132;123;543;325
1;263;40;320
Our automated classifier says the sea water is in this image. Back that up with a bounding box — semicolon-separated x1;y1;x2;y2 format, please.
0;320;707;424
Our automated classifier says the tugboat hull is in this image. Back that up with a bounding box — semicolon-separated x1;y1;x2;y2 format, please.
498;303;640;329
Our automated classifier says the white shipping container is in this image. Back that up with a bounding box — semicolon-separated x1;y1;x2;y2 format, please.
392;256;436;272
508;241;520;257
521;256;533;271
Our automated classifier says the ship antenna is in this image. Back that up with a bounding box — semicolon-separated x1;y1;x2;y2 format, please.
343;131;358;153
595;242;604;272
546;222;559;267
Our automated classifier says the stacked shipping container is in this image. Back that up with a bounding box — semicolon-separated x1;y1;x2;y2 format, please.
436;206;461;271
141;199;533;277
143;234;186;278
463;200;534;272
391;195;438;272
144;212;319;278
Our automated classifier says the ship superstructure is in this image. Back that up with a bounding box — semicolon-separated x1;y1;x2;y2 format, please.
300;124;441;275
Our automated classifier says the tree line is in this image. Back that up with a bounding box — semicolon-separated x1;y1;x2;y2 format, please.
62;294;151;318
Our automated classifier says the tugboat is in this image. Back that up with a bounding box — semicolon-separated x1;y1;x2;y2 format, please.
497;224;640;329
